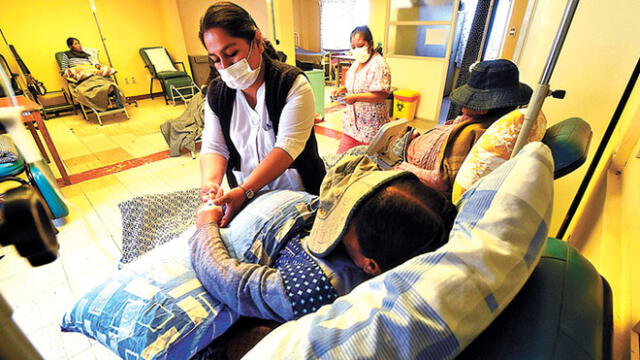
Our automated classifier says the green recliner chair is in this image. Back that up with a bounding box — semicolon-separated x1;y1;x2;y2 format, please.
139;47;199;105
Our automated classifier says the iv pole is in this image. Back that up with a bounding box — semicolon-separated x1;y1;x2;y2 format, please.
88;0;117;84
88;0;136;106
510;0;580;157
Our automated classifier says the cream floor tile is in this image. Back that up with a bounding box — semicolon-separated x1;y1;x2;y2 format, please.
90;342;120;359
69;347;96;360
61;333;92;360
78;134;119;153
66;260;118;298
29;324;69;360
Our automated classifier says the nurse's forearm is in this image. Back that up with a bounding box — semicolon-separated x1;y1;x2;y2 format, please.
200;153;228;186
241;148;294;191
353;91;388;103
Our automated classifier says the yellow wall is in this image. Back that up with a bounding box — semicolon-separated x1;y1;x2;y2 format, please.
515;0;640;235
0;0;189;97
292;0;321;52
271;0;296;66
368;0;387;49
566;75;640;360
175;0;271;56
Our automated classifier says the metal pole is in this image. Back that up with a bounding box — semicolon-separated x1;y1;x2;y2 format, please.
477;0;496;62
90;3;118;85
510;0;580;158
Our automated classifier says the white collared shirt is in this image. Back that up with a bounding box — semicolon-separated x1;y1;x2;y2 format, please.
201;75;315;191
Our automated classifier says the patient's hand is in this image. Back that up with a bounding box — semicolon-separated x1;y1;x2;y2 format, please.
196;203;223;229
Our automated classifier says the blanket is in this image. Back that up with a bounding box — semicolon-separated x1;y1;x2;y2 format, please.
118;188;200;265
0;135;19;164
160;91;206;156
71;75;124;112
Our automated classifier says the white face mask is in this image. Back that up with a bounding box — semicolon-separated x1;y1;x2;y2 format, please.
351;46;370;63
218;40;261;90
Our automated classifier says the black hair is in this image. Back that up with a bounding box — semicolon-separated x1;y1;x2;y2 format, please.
350;25;374;49
199;2;259;46
66;37;79;48
353;176;457;272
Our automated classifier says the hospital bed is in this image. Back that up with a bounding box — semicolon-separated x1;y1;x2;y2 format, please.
54;50;129;126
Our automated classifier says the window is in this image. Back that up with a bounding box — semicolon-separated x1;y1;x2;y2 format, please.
320;0;369;50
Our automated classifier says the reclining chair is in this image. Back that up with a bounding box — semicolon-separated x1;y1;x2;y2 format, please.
139;47;199;106
54;50;129;126
196;117;613;360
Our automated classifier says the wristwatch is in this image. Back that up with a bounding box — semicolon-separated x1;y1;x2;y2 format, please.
238;184;255;200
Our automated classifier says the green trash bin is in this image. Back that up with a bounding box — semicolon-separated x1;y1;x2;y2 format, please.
304;69;325;117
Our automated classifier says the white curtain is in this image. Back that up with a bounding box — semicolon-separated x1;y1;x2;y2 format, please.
320;0;370;50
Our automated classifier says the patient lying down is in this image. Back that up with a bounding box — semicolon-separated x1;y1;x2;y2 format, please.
189;155;457;322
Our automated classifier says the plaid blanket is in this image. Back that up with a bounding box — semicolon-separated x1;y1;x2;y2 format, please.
244;142;554;359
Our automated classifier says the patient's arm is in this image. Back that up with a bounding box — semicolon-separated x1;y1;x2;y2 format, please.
189;223;295;322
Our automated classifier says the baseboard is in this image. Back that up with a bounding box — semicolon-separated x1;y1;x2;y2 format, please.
126;92;165;101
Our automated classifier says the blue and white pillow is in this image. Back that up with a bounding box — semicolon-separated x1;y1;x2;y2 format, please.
243;142;555;359
61;190;318;359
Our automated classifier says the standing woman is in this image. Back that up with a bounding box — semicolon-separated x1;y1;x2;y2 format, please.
333;25;391;154
199;2;325;226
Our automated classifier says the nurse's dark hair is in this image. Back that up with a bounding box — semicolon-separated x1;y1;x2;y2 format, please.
66;37;79;47
350;25;374;48
352;175;457;272
199;2;259;45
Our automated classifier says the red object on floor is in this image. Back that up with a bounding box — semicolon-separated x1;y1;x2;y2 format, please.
56;150;171;187
337;133;367;154
313;125;343;141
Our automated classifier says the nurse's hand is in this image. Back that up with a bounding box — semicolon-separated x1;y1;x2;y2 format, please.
212;187;246;227
332;86;347;97
200;183;224;203
342;94;359;105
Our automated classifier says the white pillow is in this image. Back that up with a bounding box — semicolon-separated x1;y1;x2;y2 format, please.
244;142;555;359
144;48;177;73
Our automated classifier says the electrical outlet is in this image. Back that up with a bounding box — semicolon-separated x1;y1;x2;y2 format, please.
124;77;129;85
131;76;136;84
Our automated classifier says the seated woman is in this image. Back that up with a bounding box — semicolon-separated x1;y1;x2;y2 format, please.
190;155;457;322
393;59;532;193
60;37;100;73
61;37;124;112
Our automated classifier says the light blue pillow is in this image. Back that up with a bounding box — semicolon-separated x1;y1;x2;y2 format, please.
61;190;318;359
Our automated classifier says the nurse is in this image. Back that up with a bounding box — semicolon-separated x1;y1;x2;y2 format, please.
332;25;392;154
199;2;325;226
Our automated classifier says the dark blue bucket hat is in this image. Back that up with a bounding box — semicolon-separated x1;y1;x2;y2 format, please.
450;59;533;111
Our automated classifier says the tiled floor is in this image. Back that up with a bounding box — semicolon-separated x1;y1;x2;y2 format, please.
0;89;435;359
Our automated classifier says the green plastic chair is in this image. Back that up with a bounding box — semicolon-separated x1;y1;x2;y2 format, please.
139;47;199;105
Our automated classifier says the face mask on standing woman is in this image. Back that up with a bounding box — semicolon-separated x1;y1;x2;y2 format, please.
351;46;371;64
218;39;262;90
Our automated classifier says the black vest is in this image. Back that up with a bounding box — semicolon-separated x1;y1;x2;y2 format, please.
206;55;325;195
